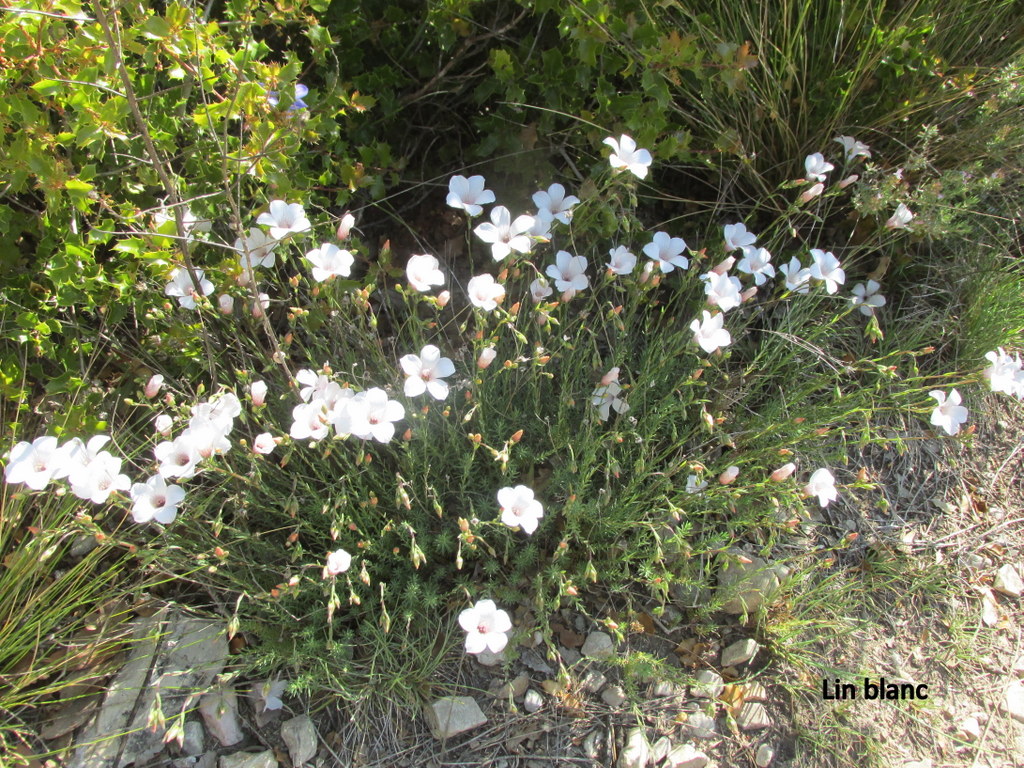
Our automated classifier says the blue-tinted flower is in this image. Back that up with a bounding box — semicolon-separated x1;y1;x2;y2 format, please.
267;83;308;111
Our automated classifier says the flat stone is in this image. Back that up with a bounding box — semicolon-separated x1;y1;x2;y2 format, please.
651;680;686;698
601;685;627;707
492;673;529;701
582;729;604;760
581;631;614;660
690;670;724;699
280;715;317;767
737;702;772;731
559;646;582;666
1004;680;1024;724
717;550;783;614
617;727;650;768
580;668;607;693
523;689;544;713
182;721;205;757
670;583;713;607
475;647;506;667
743;682;769;701
665;743;709;768
721;638;760;667
958;716;981;741
686;712;717;739
426;696;487;739
650;736;671;763
755;743;775;767
199;686;244;747
994;564;1023;597
219;751;277;768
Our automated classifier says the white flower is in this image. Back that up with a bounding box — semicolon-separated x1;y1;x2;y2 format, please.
809;249;846;294
467;274;505;311
804;152;834;182
349;388;405;443
252;432;277;454
983;348;1024;398
779;257;811;294
498;485;545;534
473;206;535;261
591;380;630;421
3;436;60;490
885;203;914;230
336;212;356;240
130;475;185;524
154;436;201;479
701;271;743;312
250;380;267;407
154;204;212;240
59;435;113;484
603;134;653;179
736;246;776;286
234;227;278;271
446;175;495;217
532;183;579;225
834;135;872;162
290;401;331;441
324;548;352;576
296;369;333;403
305;243;354;282
400;345;456;400
685;474;707;494
928;389;969;435
690;311;731;353
530;277;553;303
406;254;445;292
723;223;756;252
71;451;131;504
545;251;589;295
606;245;637;275
181;417;231;459
154;414;174;435
528;209;554;241
851;280;886;316
255;679;287;712
477;347;497;369
458;599;513;655
804;468;838;507
642;232;689;273
164;267;214;309
256;200;311;241
250;292;270;318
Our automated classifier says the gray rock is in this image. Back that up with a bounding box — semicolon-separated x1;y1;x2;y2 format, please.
219;751;277;768
1004;680;1024;724
665;743;709;768
581;631;614;660
670;583;712;607
755;744;775;767
280;714;317;767
559;646;582;666
601;685;627;707
650;736;671;764
199;686;244;747
523;689;544;713
994;564;1023;597
717;550;783;614
580;668;607;693
690;670;724;699
492;673;530;701
582;729;604;760
617;727;650;768
426;696;487;739
721;638;760;668
476;648;505;667
651;680;686;698
685;712;717;739
737;702;772;731
182;721;205;757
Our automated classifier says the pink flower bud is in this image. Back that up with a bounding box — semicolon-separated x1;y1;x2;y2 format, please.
144;373;165;399
250;380;267;407
741;286;758;302
251;293;270;318
719;465;740;484
600;367;620;386
218;294;235;314
437;290;451;308
154;414;173;435
336;212;355;240
838;174;859;189
477;347;497;369
799;183;825;203
711;256;735;276
769;462;796;482
639;261;656;285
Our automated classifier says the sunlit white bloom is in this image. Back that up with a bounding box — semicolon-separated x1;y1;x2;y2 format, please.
296;369;333;403
459;599;512;654
130;475;185;524
406;254;445;292
701;271;743;312
498;485;544;534
255;679;287;713
256;200;311;241
643;232;689;273
779;257;811;294
808;249;845;294
401;345;456;400
467;274;506;311
474;206;535;261
983;348;1024;398
834;135;872;162
349;388;405;443
591;380;629;421
804;152;834;182
545;251;589;295
181;417;231;459
165;267;214;309
3;436;61;490
532;183;579;225
154;414;174;436
154;436;201;480
154;204;212;240
71;451;131;504
290;401;330;442
804;468;838;507
685;474;707;494
61;435;114;485
326;388;359;435
723;223;756;252
252;432;277;455
446;175;495;217
528;209;554;241
928;389;969;435
218;294;234;314
690;311;731;353
736;246;776;286
324;548;352;576
234;227;277;271
606;245;637;275
851;280;886;316
530;277;553;303
305;243;354;282
885;203;914;230
604;134;653;179
250;380;267;407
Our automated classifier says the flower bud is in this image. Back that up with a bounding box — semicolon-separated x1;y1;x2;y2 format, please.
477;347;497;369
336;212;355;240
250;380;267;407
154;414;173;435
510;429;524;443
437;290;451;308
769;462;796;482
251;293;270;318
144;374;164;399
799;183;825;203
600;367;620;386
718;465;740;484
838;174;859;189
711;256;735;276
639;261;656;284
218;294;235;314
740;286;758;302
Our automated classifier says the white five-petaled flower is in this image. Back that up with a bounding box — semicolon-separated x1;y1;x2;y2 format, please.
71;451;131;504
3;436;61;490
459;599;513;655
305;243;355;282
324;548;352;577
290;401;331;442
400;344;456;400
804;153;835;183
165;267;214;309
643;232;689;273
130;475;185;524
885;203;914;230
252;432;277;454
405;254;445;293
701;271;743;312
467;274;506;311
834;135;872;162
723;223;757;252
851;280;886;316
255;679;287;712
153;204;212;240
592;380;630;421
234;227;278;274
349;388;405;443
804;468;838;507
532;183;579;225
603;134;653;179
545;251;589;295
809;249;846;294
497;485;544;534
779;257;811;294
983;348;1024;398
446;175;496;217
530;277;553;303
154;436;201;479
928;389;969;436
256;200;311;241
473;206;535;261
606;245;637;275
690;311;731;353
528;209;554;241
736;246;776;286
